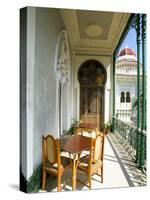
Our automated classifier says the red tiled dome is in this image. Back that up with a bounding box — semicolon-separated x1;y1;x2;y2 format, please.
117;47;137;62
118;48;136;57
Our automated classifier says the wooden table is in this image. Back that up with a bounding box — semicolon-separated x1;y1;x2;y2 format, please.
62;135;92;190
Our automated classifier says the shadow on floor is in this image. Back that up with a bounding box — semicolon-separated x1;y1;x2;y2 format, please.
107;133;146;186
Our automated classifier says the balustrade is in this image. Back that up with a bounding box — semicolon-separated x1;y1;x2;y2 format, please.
116;109;131;122
113;116;146;171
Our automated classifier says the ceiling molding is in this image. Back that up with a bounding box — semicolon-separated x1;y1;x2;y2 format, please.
74;47;112;56
61;9;131;56
61;9;79;50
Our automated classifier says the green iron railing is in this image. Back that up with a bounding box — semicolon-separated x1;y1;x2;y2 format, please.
113;116;146;171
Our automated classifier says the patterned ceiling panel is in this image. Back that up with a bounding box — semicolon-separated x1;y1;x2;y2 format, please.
77;10;113;40
61;9;130;55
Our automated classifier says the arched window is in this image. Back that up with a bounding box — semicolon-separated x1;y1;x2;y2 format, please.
126;92;131;102
120;91;125;103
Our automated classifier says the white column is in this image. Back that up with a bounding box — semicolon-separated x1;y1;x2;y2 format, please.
26;7;36;180
55;78;60;138
77;84;80;121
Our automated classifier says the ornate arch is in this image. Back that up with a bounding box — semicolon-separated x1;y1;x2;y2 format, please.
55;29;70;137
78;59;107;87
55;29;70;84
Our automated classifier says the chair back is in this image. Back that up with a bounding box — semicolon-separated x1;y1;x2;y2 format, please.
42;134;60;165
75;127;97;139
93;133;105;162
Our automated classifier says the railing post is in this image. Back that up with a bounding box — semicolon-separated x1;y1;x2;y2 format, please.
112;54;116;133
136;14;141;164
139;14;147;168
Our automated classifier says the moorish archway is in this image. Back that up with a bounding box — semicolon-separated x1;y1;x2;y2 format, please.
55;29;70;137
78;60;107;130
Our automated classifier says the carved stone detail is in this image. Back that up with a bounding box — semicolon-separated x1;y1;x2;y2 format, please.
55;29;70;84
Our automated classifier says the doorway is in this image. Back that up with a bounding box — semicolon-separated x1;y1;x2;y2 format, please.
78;60;106;130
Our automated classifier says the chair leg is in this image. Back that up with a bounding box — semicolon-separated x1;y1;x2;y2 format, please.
42;170;46;190
57;175;61;192
88;174;92;190
101;166;103;183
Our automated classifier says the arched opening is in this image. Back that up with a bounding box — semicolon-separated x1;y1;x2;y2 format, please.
126;91;131;102
55;29;70;137
120;91;125;103
78;60;107;130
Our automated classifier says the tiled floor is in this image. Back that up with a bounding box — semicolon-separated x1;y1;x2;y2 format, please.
39;133;146;193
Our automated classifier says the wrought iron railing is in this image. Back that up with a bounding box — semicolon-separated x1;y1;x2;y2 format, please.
113;116;146;171
113;116;137;159
140;129;147;171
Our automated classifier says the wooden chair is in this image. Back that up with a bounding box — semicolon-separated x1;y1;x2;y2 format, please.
75;127;98;139
42;134;70;192
77;132;105;189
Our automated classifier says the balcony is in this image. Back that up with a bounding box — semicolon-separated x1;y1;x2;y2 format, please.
39;129;146;192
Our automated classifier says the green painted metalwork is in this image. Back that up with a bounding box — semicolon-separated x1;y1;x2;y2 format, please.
112;54;116;132
112;13;147;171
139;14;147;168
141;14;146;131
136;14;141;164
136;14;141;128
113;116;146;172
113;116;137;160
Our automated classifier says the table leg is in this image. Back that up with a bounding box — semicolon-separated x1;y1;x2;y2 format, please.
69;153;80;191
72;155;76;190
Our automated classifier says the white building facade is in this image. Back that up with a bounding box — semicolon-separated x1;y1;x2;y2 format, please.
115;47;142;122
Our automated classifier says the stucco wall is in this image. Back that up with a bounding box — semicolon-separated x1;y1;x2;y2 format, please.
21;7;73;180
20;7;28;180
20;7;36;180
33;7;65;169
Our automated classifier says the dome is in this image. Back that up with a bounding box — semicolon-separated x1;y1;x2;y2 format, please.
117;47;137;62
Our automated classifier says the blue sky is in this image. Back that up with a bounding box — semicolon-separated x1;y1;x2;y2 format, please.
119;27;143;63
119;27;137;55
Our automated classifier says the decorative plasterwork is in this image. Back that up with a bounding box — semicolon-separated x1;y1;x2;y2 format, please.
55;29;70;84
61;9;130;55
86;24;103;38
116;76;137;84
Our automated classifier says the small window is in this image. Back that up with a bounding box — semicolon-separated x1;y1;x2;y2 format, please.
120;91;125;103
126;92;131;102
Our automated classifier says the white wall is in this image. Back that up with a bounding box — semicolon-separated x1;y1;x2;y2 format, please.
20;7;36;180
21;7;73;180
26;7;36;179
33;7;65;169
